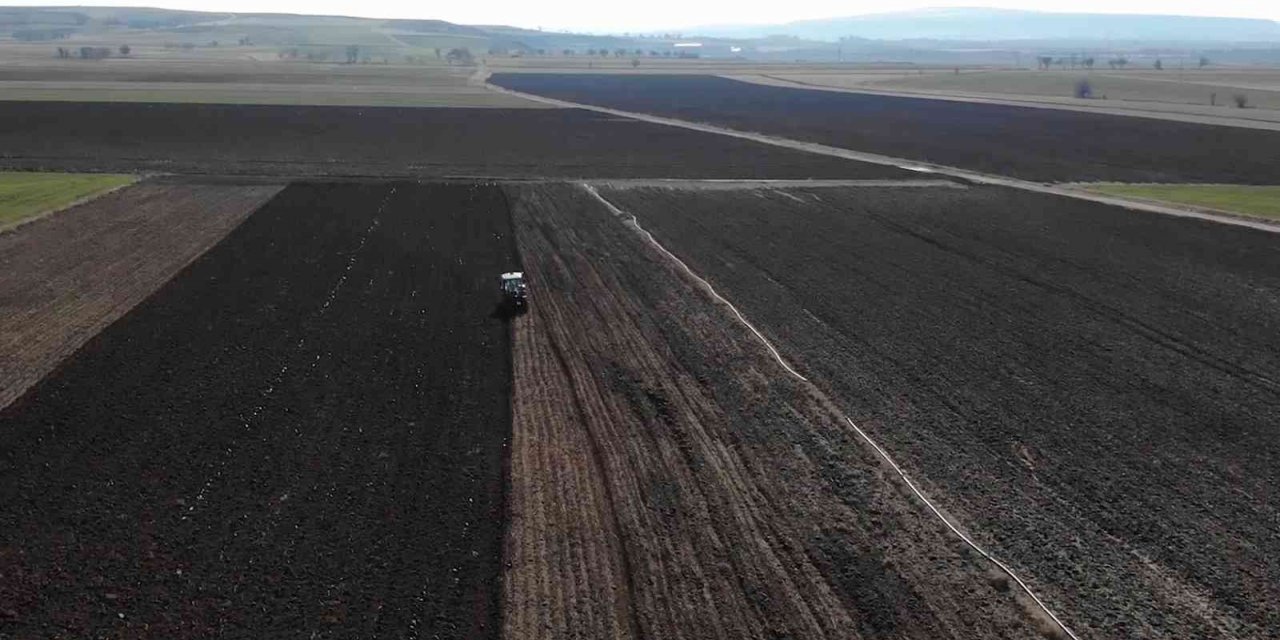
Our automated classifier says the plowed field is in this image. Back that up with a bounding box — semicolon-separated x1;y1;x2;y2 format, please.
491;74;1280;184
0;182;515;639
0;101;903;180
0;181;282;410
598;184;1280;639
500;182;1057;640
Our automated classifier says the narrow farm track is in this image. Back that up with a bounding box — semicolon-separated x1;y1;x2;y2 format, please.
0;181;282;410
502;182;1051;640
603;185;1280;638
0;182;515;639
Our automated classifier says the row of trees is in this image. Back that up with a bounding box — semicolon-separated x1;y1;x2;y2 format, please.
1038;55;1212;71
1073;78;1250;107
279;43;700;66
54;45;129;60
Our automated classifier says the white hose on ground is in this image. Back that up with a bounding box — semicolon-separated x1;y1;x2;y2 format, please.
580;182;1081;640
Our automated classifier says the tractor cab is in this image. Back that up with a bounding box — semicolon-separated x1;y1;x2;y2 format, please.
500;271;528;309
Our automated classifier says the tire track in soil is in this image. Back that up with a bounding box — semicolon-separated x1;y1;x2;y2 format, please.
502;182;1051;640
0;182;514;640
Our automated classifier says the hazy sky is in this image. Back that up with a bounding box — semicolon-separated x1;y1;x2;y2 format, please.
12;0;1280;32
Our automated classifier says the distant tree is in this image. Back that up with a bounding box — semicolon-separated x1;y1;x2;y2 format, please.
1037;55;1053;70
536;48;546;56
119;44;130;56
1108;57;1128;69
345;45;359;64
634;48;644;56
1199;56;1210;68
1074;79;1093;99
562;48;574;56
238;36;253;46
1153;59;1163;70
1082;57;1094;69
1234;93;1249;108
55;46;70;59
445;47;474;65
662;50;671;57
586;48;597;56
79;46;111;60
598;49;608;57
631;58;639;68
613;48;626;57
650;50;659;57
434;47;442;59
208;40;219;47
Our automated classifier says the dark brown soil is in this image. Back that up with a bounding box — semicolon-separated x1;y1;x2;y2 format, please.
501;182;1049;640
601;184;1280;639
491;74;1280;184
0;101;906;180
0;182;516;639
0;181;282;410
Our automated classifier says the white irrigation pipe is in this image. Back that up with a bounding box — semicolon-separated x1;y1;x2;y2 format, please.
580;183;1082;640
582;183;807;382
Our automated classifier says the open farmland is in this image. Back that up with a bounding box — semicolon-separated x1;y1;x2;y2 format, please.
596;184;1280;638
0;171;135;229
501;183;1052;639
736;69;1280;127
1084;184;1280;221
491;73;1280;183
0;182;515;638
0;101;903;179
0;179;281;409
0;59;535;108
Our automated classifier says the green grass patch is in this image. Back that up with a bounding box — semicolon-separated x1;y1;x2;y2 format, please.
1086;184;1280;221
0;172;136;229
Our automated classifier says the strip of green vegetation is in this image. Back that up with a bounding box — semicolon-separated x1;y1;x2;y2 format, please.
1087;184;1280;221
0;172;136;229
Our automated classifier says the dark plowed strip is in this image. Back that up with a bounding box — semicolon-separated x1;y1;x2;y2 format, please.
0;102;905;180
491;74;1280;184
0;182;515;639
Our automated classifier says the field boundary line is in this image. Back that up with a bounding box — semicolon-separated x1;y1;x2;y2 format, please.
488;82;1280;235
581;182;1082;640
581;183;808;382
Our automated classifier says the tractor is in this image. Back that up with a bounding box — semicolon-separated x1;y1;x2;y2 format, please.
500;271;528;313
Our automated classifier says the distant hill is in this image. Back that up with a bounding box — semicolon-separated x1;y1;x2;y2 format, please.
0;6;682;56
691;8;1280;43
